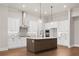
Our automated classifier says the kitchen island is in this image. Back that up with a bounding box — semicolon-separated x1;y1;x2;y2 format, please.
27;38;57;53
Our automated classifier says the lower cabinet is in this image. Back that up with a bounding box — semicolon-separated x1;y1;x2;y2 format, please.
8;37;26;49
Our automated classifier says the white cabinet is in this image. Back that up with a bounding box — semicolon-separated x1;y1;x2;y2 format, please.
8;33;26;49
50;28;57;38
57;20;69;46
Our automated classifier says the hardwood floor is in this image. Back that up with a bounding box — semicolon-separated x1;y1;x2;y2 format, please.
0;46;79;56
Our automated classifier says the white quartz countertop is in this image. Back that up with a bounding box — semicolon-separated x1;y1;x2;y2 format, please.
27;37;57;40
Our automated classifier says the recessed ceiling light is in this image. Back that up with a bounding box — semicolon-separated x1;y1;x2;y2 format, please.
64;5;67;8
51;22;53;25
38;19;42;23
22;5;25;8
44;11;47;15
34;8;38;12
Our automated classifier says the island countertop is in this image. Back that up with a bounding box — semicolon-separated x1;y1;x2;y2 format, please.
27;37;57;40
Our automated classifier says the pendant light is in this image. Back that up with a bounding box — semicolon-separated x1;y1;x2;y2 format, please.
22;11;24;26
51;5;53;20
39;3;44;38
39;3;42;23
40;3;42;20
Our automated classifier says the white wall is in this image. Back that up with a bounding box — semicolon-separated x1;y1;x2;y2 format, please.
0;6;8;51
69;17;74;47
73;17;79;47
68;8;79;47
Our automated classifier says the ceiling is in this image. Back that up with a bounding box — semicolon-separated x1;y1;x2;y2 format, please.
0;3;79;17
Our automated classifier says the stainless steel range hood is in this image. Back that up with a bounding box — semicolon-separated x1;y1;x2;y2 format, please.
19;11;28;37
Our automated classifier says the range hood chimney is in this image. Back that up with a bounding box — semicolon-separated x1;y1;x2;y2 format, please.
21;11;25;27
19;11;28;37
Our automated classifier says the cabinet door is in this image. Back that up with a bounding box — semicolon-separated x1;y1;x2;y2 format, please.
14;37;26;48
8;35;16;49
50;28;57;38
57;20;68;46
8;35;26;49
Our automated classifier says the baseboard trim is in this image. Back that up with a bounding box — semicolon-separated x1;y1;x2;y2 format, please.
57;44;69;48
57;44;74;48
69;44;79;48
73;44;79;47
8;46;26;49
0;48;8;51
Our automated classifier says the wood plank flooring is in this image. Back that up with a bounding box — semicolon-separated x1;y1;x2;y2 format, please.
0;46;79;56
